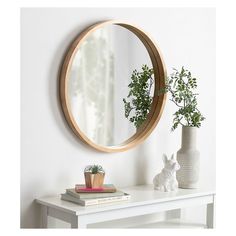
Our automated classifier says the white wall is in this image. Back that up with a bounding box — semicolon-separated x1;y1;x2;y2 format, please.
21;8;215;228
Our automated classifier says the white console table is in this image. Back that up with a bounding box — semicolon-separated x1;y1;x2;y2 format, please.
36;185;215;228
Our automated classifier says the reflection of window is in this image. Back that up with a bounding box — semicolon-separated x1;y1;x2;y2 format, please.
69;26;115;146
68;25;153;146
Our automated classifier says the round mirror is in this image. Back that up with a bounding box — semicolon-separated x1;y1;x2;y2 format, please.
60;21;166;152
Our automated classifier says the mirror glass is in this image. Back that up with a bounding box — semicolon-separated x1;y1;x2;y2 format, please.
67;25;154;146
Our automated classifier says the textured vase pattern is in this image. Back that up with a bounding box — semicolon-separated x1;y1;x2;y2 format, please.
176;126;200;189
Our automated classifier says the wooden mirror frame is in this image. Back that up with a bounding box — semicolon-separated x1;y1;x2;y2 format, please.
60;20;167;153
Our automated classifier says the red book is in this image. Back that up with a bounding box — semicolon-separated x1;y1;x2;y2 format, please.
75;184;116;193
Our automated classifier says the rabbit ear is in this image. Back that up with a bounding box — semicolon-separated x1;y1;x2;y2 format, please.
171;153;175;160
163;154;168;163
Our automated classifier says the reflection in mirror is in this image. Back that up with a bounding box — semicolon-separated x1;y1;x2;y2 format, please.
68;25;154;146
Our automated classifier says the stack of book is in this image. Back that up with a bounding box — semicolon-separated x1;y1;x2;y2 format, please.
61;184;130;206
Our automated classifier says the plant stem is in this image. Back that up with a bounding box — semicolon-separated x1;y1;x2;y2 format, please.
170;99;183;108
148;77;153;96
183;96;190;126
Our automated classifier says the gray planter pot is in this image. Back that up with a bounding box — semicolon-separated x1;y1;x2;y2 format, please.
176;126;200;189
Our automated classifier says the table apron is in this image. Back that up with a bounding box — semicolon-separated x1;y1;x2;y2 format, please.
76;194;214;225
48;207;76;224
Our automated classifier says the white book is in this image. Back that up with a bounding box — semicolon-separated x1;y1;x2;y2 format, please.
61;192;131;206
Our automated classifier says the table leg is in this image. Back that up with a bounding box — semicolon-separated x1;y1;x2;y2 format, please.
70;215;87;228
41;206;48;228
206;200;215;228
70;215;78;228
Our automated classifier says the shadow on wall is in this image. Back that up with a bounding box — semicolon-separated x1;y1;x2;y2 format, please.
21;200;41;228
20;179;44;228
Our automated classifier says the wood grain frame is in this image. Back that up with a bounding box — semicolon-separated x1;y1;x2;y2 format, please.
60;20;167;153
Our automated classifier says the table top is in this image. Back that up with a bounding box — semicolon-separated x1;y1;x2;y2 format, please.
36;184;215;216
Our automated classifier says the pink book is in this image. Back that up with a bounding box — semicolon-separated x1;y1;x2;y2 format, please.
75;184;116;193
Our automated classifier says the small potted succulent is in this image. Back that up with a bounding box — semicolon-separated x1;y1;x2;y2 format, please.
84;165;105;188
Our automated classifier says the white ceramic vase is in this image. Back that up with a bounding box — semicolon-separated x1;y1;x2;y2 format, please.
176;126;200;189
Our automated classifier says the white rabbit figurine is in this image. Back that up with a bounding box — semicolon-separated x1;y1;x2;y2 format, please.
153;154;180;192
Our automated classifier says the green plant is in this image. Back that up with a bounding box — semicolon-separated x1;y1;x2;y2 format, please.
84;165;105;174
123;65;154;129
160;67;205;131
